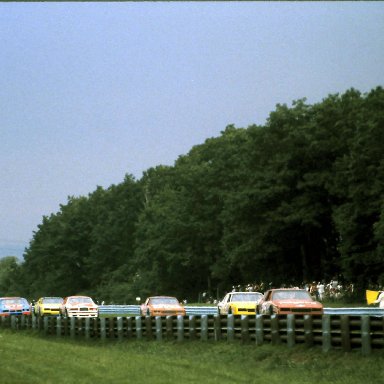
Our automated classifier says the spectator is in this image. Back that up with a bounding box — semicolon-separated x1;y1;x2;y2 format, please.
310;282;320;300
317;282;325;301
374;291;384;309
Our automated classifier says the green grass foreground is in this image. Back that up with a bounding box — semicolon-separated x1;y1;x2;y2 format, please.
1;329;383;384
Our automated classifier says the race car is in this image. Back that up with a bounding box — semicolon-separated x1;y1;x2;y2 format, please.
34;297;63;317
256;288;323;315
217;291;263;315
0;297;31;316
60;296;98;318
140;296;186;316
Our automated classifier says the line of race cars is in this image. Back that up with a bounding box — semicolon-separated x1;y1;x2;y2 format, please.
0;288;324;318
218;289;323;316
0;296;98;318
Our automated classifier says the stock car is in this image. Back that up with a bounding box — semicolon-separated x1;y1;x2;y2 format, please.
34;297;63;317
60;296;98;318
256;288;323;315
140;296;186;316
0;297;31;316
217;291;263;315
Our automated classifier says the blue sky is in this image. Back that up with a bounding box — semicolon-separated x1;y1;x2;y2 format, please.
1;2;384;259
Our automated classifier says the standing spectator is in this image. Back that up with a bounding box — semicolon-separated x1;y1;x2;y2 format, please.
317;282;325;301
310;282;319;300
374;291;384;309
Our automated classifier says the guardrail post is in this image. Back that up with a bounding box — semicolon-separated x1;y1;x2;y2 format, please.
155;316;162;341
255;315;264;346
43;316;49;335
70;317;76;339
37;316;43;330
287;314;295;348
200;315;208;341
213;314;221;341
11;316;17;330
62;317;68;336
177;315;184;342
166;316;174;340
108;318;115;339
56;317;62;337
227;314;234;341
270;315;280;345
322;314;331;353
241;315;250;343
304;315;313;347
49;317;54;334
340;315;351;352
31;315;36;330
135;316;142;340
117;317;123;341
189;315;196;340
83;318;89;340
127;317;133;339
145;316;153;340
361;316;371;356
99;317;106;341
20;315;26;328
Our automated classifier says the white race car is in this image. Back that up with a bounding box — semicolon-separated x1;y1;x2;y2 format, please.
60;296;98;318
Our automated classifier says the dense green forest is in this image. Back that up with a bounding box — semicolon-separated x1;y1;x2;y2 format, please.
2;87;384;302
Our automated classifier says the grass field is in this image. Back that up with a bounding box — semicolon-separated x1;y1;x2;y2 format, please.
1;328;383;384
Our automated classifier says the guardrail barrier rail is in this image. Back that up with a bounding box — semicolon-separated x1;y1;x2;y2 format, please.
1;313;383;355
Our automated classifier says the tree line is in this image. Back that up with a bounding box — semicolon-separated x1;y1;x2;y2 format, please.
2;87;384;302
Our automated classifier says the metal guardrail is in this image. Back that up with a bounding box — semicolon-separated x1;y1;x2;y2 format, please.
98;305;218;316
99;305;141;315
2;313;384;354
185;306;218;315
323;307;384;316
99;305;384;316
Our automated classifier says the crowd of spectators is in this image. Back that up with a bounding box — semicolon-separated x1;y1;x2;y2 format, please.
229;278;354;302
198;278;357;303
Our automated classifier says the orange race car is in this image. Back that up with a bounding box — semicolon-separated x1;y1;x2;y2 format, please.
140;296;186;317
256;288;323;316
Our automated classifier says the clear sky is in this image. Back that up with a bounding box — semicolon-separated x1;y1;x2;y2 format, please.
1;2;383;259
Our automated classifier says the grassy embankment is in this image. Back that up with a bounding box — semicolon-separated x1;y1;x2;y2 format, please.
1;328;383;384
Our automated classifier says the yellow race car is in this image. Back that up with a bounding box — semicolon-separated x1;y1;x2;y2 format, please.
34;297;63;317
218;291;263;315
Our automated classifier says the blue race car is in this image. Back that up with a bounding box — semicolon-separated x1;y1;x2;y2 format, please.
0;297;31;316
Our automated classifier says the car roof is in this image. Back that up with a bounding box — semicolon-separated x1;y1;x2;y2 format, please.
148;296;178;299
0;296;26;299
229;291;263;294
65;295;92;299
39;296;62;299
268;288;304;291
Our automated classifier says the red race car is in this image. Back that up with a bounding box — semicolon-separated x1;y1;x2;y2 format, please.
256;288;323;315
